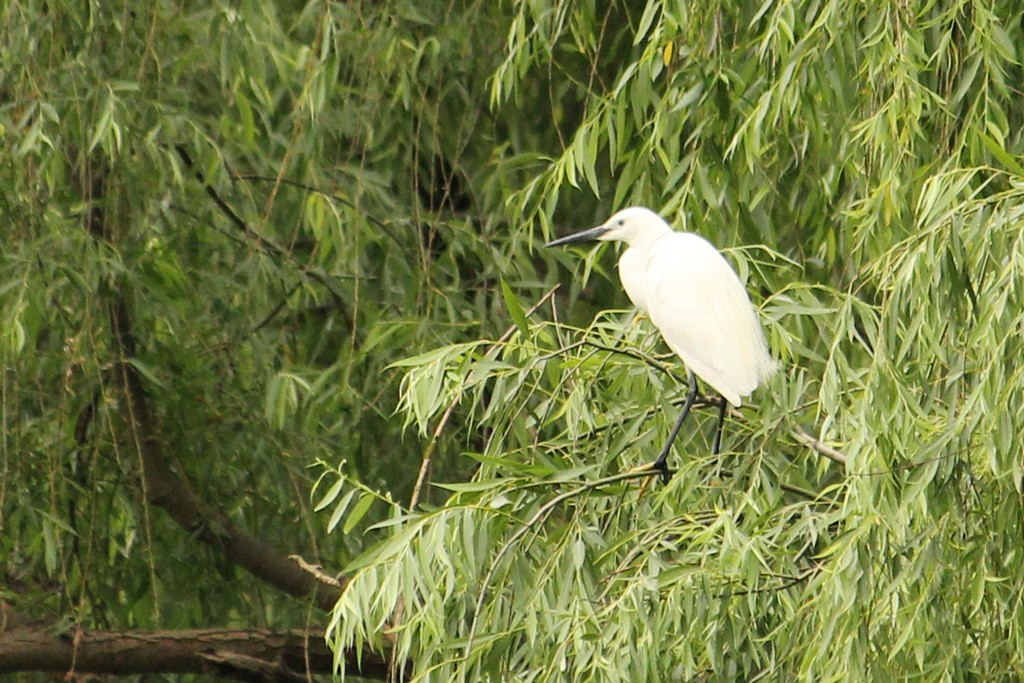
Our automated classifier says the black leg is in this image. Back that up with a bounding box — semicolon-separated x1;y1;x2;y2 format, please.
712;396;727;455
651;370;698;482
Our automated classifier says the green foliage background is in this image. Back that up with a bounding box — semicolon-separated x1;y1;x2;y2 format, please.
3;0;1024;680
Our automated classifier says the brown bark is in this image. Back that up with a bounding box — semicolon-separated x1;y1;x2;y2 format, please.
110;296;342;612
0;624;387;680
0;601;33;631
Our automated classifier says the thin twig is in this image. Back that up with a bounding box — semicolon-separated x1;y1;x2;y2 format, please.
582;341;687;383
713;565;819;599
792;427;848;468
465;466;661;659
173;146;354;328
234;174;409;252
408;285;561;509
287;555;343;589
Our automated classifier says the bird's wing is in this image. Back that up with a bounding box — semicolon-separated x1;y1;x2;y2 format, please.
645;233;774;406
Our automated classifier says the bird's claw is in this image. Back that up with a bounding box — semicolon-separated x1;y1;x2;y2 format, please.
653;461;675;484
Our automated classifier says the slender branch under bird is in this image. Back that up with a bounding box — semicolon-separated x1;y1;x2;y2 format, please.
408;285;562;509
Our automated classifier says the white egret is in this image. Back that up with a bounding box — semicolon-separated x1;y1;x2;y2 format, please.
546;206;777;480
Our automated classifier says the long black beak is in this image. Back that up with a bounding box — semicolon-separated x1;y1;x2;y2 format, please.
544;225;611;248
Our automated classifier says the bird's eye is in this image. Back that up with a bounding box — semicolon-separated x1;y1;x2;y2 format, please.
617;219;625;226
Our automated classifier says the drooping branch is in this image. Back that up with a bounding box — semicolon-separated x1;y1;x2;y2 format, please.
79;156;343;612
108;275;343;613
0;624;387;681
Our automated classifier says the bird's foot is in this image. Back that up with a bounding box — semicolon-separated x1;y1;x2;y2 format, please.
627;460;675;484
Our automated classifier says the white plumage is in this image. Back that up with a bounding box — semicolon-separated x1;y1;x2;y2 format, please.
546;206;777;477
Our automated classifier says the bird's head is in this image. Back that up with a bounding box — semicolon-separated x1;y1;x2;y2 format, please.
545;206;672;249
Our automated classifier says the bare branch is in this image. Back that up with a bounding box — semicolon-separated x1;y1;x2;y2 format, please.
792;427;848;468
109;296;342;612
80;157;343;612
0;624;387;680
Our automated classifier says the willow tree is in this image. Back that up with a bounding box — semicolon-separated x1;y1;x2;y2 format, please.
2;0;1023;681
328;1;1024;681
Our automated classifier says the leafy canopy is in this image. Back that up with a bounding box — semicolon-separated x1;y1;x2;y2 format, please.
322;1;1024;681
2;0;1023;680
